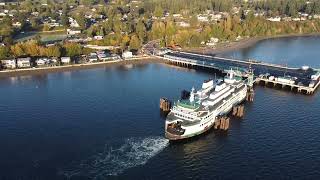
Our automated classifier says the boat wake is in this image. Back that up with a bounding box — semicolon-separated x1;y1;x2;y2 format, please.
60;136;169;179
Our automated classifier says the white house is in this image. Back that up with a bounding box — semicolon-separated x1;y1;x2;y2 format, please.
122;51;133;59
94;35;104;40
17;57;31;68
61;57;71;64
206;37;219;46
69;17;80;28
67;29;81;35
267;17;281;22
36;58;49;66
1;59;16;69
197;15;209;22
12;22;22;27
176;21;190;27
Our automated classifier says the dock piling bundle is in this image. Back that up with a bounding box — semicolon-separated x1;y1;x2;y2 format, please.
160;98;171;112
232;105;245;118
246;87;255;102
214;116;230;131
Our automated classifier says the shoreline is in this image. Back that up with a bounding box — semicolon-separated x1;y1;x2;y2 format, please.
1;33;319;78
0;57;162;78
183;33;320;55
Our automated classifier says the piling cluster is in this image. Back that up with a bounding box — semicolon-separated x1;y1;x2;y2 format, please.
214;116;230;131
232;105;245;118
246;88;254;102
160;98;171;112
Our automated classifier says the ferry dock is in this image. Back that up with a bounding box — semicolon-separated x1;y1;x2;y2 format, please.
160;51;320;95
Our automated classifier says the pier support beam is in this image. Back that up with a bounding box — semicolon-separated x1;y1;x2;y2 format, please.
214;116;230;131
232;105;245;118
246;87;255;102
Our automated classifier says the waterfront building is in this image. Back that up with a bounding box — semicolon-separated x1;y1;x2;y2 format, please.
61;57;71;64
36;58;50;66
1;59;16;69
17;57;31;68
122;51;133;59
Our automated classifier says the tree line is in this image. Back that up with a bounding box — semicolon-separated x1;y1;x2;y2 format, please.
0;40;83;59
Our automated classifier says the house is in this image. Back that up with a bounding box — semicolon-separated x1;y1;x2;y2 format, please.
176;21;190;27
94;35;104;40
88;53;98;62
50;58;58;64
267;17;281;22
69;17;80;28
12;22;22;27
197;15;209;22
206;37;219;46
36;58;49;66
1;59;16;69
67;29;81;35
122;51;133;59
17;57;31;68
61;57;71;64
314;14;320;19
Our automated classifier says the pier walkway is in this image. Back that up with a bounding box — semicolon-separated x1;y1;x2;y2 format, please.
161;51;320;94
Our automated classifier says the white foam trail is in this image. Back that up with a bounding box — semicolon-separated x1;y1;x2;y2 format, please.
60;136;169;179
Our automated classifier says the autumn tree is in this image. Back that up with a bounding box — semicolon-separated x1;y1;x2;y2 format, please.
63;43;82;57
129;34;141;51
11;43;25;57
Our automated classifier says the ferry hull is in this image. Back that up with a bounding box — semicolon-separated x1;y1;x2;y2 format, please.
165;123;215;141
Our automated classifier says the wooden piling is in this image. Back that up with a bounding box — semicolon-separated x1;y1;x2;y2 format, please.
232;105;245;118
214;118;220;129
214;116;229;131
246;87;255;102
160;98;171;112
232;106;237;116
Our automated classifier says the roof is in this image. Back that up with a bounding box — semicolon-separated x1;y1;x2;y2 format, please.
177;100;200;110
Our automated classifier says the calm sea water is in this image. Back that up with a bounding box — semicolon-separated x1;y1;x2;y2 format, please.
221;35;320;68
1;36;320;179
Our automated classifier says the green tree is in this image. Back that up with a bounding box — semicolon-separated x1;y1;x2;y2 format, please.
46;46;61;57
63;43;82;57
129;34;141;51
136;21;147;43
0;46;10;59
154;6;163;18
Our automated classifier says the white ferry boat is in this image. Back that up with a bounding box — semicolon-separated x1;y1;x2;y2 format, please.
165;70;247;140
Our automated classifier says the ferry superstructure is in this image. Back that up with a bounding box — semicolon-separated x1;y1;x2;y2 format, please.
165;71;247;140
